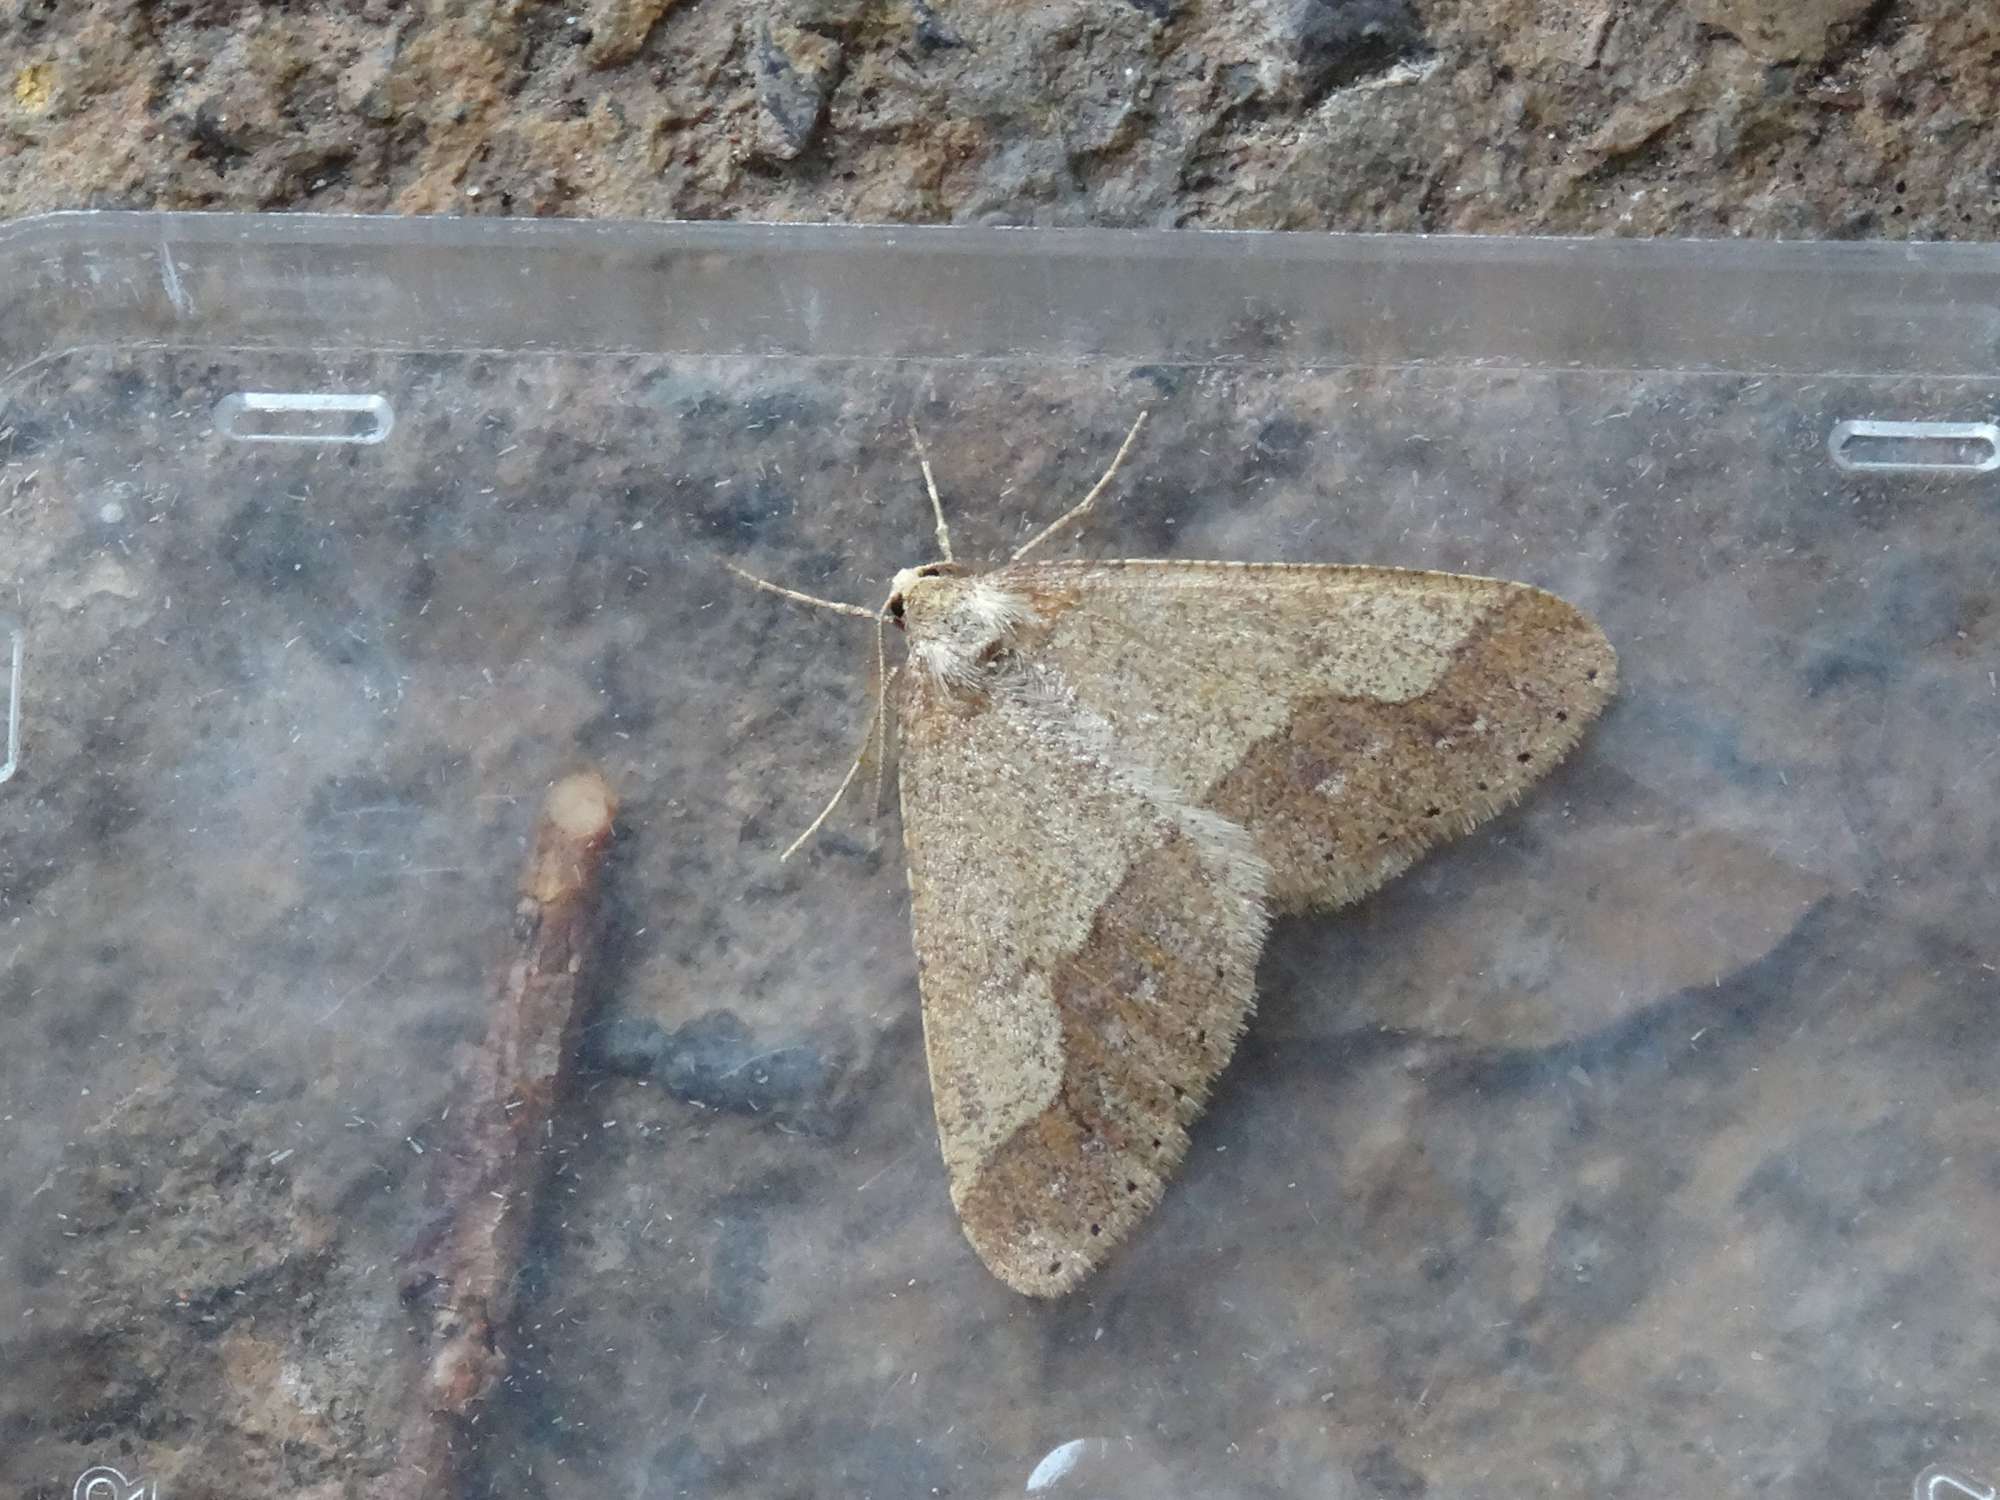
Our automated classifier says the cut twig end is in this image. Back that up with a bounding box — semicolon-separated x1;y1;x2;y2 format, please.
546;770;617;840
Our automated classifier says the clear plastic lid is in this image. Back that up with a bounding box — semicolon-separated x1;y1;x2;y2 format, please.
2;214;1998;1499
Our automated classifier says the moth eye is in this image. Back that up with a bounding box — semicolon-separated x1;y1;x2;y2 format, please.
1555;709;1569;722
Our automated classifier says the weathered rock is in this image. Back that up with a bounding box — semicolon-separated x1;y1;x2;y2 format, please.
1280;0;1430;101
583;0;683;69
754;17;843;162
0;0;1990;235
1688;0;1877;62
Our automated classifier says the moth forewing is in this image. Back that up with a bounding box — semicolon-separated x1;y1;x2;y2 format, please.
890;557;1613;1295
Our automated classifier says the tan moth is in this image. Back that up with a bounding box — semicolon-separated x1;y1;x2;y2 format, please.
730;413;1617;1296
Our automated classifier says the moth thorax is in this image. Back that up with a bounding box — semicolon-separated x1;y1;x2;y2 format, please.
900;573;1038;690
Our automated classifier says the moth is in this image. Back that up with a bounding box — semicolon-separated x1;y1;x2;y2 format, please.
731;413;1616;1296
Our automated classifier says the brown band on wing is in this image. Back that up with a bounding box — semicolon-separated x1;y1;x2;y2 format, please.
1208;587;1617;914
951;830;1261;1297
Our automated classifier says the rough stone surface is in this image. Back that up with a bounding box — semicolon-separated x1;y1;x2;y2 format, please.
0;1;1991;235
753;17;845;162
1688;0;1880;63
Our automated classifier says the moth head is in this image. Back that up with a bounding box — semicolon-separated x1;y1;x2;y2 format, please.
884;560;970;632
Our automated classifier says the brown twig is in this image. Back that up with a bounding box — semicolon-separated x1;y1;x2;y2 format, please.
372;770;619;1500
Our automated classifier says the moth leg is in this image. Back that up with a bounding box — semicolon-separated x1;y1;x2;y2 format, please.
868;622;897;826
781;712;875;860
721;560;896;858
1009;411;1149;563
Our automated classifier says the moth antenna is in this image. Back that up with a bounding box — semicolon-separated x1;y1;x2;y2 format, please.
721;560;879;621
907;417;955;563
1010;410;1149;563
